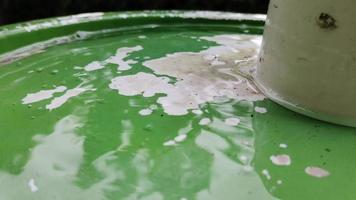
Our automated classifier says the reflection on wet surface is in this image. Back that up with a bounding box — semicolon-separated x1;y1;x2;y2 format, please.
0;24;356;200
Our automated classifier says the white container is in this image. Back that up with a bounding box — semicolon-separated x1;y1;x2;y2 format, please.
255;0;356;127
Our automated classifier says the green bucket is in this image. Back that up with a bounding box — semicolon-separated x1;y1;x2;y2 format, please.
0;11;354;200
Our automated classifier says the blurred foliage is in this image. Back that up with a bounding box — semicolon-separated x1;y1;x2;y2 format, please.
0;0;269;25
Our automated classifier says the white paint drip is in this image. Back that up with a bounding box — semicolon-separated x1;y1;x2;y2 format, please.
105;46;143;71
22;86;67;104
199;118;211;126
84;61;104;71
255;106;267;113
109;35;264;116
305;166;330;178
279;144;288;149
139;108;153;116
46;86;92;110
262;169;271;180
270;155;291;166
224;118;240;126
28;178;38;192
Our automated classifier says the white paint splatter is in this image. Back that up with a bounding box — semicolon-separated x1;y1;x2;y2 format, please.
139;108;153;116
192;109;203;115
211;60;226;66
262;169;271;180
270;155;291;166
279;144;288;149
22;86;67;104
109;35;264;116
174;135;187;142
84;61;104;71
199;118;211;126
203;54;217;61
105;46;143;71
163;140;177;146
109;72;172;97
239;155;248;162
224;118;240;126
243;165;254;172
178;11;266;21
28;178;38;192
74;66;83;70
277;180;283;185
255;106;267;113
149;104;158;110
305;166;330;178
46;86;92;110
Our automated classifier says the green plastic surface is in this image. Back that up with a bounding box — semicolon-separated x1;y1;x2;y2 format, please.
0;11;355;200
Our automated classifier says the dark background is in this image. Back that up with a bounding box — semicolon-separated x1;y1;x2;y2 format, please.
0;0;269;25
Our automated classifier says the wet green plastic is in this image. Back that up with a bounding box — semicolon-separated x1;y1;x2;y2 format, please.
0;11;355;200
